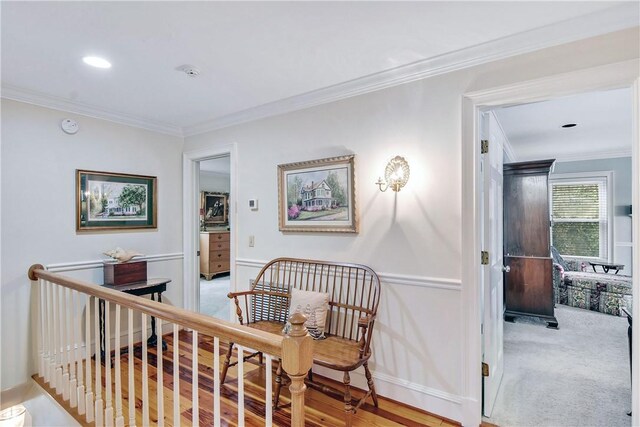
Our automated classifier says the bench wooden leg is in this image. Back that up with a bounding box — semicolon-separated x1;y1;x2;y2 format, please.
343;371;353;427
363;362;378;407
274;360;283;409
220;342;234;384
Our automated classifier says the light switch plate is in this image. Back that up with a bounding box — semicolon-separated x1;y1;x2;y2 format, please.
249;199;258;210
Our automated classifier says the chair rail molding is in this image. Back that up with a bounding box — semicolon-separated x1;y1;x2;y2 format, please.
45;253;184;273
235;258;461;291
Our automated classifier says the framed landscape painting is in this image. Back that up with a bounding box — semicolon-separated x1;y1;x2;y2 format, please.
76;170;157;232
278;155;357;233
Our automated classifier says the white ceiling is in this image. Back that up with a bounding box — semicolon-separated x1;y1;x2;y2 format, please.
494;87;632;162
1;2;638;136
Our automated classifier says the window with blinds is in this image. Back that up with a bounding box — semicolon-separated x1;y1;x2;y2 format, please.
550;176;608;259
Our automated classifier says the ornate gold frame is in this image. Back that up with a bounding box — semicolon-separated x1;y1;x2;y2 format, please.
278;155;357;233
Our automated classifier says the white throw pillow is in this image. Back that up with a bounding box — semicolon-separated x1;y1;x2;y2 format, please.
289;288;330;335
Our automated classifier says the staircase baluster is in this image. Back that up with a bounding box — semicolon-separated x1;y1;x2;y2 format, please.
94;297;104;427
38;278;45;379
142;313;149;427
156;318;164;426
173;323;180;427
62;286;70;401
192;330;199;426
104;300;114;426
128;308;136;427
213;336;220;427
266;354;273;427
85;295;94;423
75;289;86;415
114;304;124;427
237;345;245;427
54;284;62;393
69;289;78;408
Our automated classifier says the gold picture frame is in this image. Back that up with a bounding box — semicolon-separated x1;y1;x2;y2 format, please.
76;170;157;232
201;192;229;226
278;155;357;233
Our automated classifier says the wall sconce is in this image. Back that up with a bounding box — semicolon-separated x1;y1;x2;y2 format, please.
375;156;410;192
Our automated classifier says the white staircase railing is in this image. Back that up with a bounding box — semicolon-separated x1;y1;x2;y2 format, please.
28;264;313;426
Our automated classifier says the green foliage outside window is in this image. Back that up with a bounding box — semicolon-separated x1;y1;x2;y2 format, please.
551;183;603;258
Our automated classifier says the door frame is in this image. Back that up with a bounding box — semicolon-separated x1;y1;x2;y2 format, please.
461;60;639;426
183;143;237;313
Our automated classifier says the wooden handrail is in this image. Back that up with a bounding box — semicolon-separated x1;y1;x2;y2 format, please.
28;264;284;357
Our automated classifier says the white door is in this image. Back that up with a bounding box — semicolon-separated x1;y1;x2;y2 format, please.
481;111;505;417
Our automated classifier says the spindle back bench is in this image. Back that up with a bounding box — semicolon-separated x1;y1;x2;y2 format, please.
221;257;381;426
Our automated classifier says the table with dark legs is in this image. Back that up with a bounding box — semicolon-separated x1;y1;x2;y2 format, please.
99;278;171;362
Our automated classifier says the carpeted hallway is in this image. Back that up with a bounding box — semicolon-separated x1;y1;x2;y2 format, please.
199;273;231;320
487;305;631;427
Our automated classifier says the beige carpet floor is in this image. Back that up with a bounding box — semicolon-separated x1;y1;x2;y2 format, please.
486;305;631;427
199;273;231;320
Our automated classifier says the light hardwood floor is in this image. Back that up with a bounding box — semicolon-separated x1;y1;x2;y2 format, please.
34;330;459;426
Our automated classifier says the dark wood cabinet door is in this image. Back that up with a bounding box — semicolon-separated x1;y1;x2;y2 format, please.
505;256;554;317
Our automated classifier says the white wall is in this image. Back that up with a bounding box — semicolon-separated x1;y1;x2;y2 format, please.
0;99;184;390
183;28;639;422
200;170;230;193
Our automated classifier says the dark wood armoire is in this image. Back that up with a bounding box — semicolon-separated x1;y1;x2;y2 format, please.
503;159;558;329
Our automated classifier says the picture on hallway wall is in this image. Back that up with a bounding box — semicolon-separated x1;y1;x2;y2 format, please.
278;155;357;233
201;192;229;226
76;170;157;232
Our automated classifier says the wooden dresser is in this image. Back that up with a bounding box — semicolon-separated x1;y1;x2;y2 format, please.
200;231;230;280
503;159;558;328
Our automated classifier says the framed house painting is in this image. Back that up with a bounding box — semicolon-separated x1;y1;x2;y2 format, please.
201;192;229;226
278;155;357;233
76;170;157;232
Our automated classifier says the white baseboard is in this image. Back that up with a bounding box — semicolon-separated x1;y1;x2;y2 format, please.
312;365;464;424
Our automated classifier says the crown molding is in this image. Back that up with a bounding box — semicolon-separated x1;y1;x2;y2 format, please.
2;4;636;139
1;84;184;137
184;4;639;136
519;149;632;164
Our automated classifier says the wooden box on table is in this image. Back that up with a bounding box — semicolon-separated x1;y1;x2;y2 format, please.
104;260;147;286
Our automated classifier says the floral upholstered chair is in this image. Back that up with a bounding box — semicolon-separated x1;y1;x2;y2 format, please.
552;247;632;316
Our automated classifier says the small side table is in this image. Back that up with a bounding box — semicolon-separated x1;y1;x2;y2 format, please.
589;262;625;274
99;278;171;362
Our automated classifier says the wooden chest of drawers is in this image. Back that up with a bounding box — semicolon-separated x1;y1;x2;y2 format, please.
200;231;230;280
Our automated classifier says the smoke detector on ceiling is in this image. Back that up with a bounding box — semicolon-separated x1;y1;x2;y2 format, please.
177;64;201;77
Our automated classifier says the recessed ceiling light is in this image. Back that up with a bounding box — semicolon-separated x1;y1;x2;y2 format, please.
561;123;577;128
82;56;111;69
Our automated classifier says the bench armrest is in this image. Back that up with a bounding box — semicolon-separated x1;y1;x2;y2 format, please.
227;290;257;325
357;314;376;358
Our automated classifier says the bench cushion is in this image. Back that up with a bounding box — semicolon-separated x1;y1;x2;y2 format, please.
289;288;330;335
248;320;366;371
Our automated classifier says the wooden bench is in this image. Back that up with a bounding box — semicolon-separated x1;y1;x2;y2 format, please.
221;257;381;426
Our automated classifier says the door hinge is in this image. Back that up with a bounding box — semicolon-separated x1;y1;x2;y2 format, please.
482;362;489;377
481;139;489;154
197;250;200;257
481;251;489;265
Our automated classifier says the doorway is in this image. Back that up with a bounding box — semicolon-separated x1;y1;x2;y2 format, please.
460;61;639;427
483;88;634;426
183;143;237;319
198;156;231;320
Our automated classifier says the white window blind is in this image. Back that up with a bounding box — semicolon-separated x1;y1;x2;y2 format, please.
550;176;608;259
